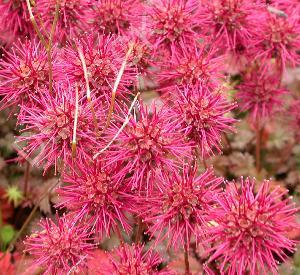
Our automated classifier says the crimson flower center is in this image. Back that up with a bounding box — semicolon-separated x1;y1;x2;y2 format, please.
83;173;113;207
43;107;72;140
15;61;47;88
128;121;168;163
97;3;130;33
163;183;202;221
154;7;188;41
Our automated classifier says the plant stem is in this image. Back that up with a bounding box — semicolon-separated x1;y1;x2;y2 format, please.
104;43;134;131
255;123;262;173
135;217;143;243
184;240;190;275
26;0;60;95
47;0;60;95
78;48;99;134
72;84;79;158
26;0;48;49
93;92;140;159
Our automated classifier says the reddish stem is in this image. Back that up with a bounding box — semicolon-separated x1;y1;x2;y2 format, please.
255;123;263;173
135;217;143;244
184;241;190;275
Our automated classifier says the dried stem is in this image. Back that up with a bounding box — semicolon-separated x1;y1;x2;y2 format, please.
72;85;79;158
47;0;60;94
26;0;60;94
104;43;134;130
78;48;99;134
184;240;190;275
25;0;48;49
93;92;140;159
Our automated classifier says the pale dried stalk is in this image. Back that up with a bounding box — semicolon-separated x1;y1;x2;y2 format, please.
104;43;134;130
78;48;99;134
25;0;48;48
48;0;60;94
26;0;60;94
72;85;79;158
93;92;140;159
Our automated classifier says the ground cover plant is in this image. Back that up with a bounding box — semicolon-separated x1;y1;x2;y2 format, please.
0;0;300;274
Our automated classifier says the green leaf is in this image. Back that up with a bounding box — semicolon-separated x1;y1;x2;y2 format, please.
0;225;15;245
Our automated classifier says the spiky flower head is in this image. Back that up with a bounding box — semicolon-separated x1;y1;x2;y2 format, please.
0;0;33;43
158;42;224;92
207;177;298;274
251;10;300;70
24;215;94;274
198;0;262;53
37;0;94;43
92;0;142;35
0;39;54;110
144;0;200;55
57;158;134;240
237;69;286;125
169;85;236;158
60;34;135;98
139;166;223;249
105;101;191;192
104;244;171;275
16;84;104;173
127;35;155;75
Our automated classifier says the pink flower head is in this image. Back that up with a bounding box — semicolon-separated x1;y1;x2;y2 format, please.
60;34;136;99
24;215;94;275
252;10;300;70
139;166;223;249
104;244;171;275
0;0;33;42
37;0;94;43
127;35;155;75
157;42;224;92
16;84;104;173
0;39;55;110
144;0;201;55
57;158;134;240
92;0;143;35
237;69;286;124
170;85;236;158
198;0;262;53
104;101;191;192
207;177;299;274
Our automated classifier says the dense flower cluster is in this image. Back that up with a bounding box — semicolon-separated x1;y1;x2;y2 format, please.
139;166;223;248
207;177;298;274
0;0;298;274
24;215;94;274
0;39;54;110
58;158;134;239
104;244;170;274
